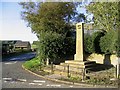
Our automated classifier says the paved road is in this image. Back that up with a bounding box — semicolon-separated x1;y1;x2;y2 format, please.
2;52;117;89
2;52;90;88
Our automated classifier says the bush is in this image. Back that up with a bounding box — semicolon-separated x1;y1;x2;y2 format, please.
84;31;105;54
63;37;76;55
92;31;105;54
100;30;117;54
38;31;67;64
84;34;94;54
115;31;120;57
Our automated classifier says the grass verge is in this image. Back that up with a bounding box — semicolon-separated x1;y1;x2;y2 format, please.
23;57;50;76
23;57;120;86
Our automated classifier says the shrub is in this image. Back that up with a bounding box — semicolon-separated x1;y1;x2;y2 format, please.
100;30;117;54
84;31;105;54
63;37;76;55
92;31;105;54
84;34;94;54
115;31;120;57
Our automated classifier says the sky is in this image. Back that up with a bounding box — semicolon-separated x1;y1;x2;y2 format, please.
0;1;88;44
0;2;38;44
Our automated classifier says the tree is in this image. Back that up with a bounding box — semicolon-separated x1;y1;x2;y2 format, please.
86;2;119;32
100;30;117;54
84;34;94;54
86;2;120;56
84;31;105;54
92;31;105;54
19;2;77;36
75;13;86;22
38;31;65;63
116;30;120;57
20;2;78;64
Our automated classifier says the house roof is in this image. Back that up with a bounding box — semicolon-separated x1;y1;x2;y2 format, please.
2;40;20;45
15;41;30;47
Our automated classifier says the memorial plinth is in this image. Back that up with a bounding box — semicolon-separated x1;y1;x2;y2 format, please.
55;23;96;77
65;23;94;65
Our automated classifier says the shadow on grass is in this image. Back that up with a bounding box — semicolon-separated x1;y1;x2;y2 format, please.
87;63;113;72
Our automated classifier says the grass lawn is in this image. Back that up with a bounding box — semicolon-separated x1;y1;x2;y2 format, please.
23;57;50;76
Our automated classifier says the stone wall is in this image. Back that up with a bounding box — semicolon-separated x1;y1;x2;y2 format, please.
86;53;118;66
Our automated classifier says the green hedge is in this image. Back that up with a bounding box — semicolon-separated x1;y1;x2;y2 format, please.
84;30;119;55
100;30;117;54
84;31;105;54
37;31;75;64
84;34;94;54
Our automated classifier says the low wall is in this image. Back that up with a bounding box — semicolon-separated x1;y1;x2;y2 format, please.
86;53;118;66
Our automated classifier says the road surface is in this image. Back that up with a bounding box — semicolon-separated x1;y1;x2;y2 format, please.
2;52;91;88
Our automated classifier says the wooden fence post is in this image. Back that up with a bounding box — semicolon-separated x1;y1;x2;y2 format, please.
51;62;53;73
67;65;70;78
117;64;120;78
115;65;117;78
82;68;86;81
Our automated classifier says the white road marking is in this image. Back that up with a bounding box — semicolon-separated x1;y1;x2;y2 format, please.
17;79;27;82
29;83;35;85
38;84;42;85
46;84;61;87
51;85;61;87
4;81;7;83
69;86;73;87
33;80;45;83
3;78;12;80
46;84;50;86
29;82;43;86
4;61;17;65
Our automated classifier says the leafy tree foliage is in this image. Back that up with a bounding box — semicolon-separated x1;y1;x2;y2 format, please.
86;2;120;56
100;30;117;54
84;31;105;54
91;31;105;54
75;13;86;22
86;2;119;32
20;2;78;63
20;2;77;36
84;34;94;54
115;33;120;57
38;31;75;63
38;32;64;62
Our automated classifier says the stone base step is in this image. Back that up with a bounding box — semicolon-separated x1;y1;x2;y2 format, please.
60;62;96;68
65;60;96;65
44;68;84;78
54;60;96;75
55;65;84;72
44;60;96;78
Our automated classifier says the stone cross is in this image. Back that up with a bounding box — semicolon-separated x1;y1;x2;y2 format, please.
74;23;85;61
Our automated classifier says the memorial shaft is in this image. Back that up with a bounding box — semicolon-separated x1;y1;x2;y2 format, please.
74;23;84;61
